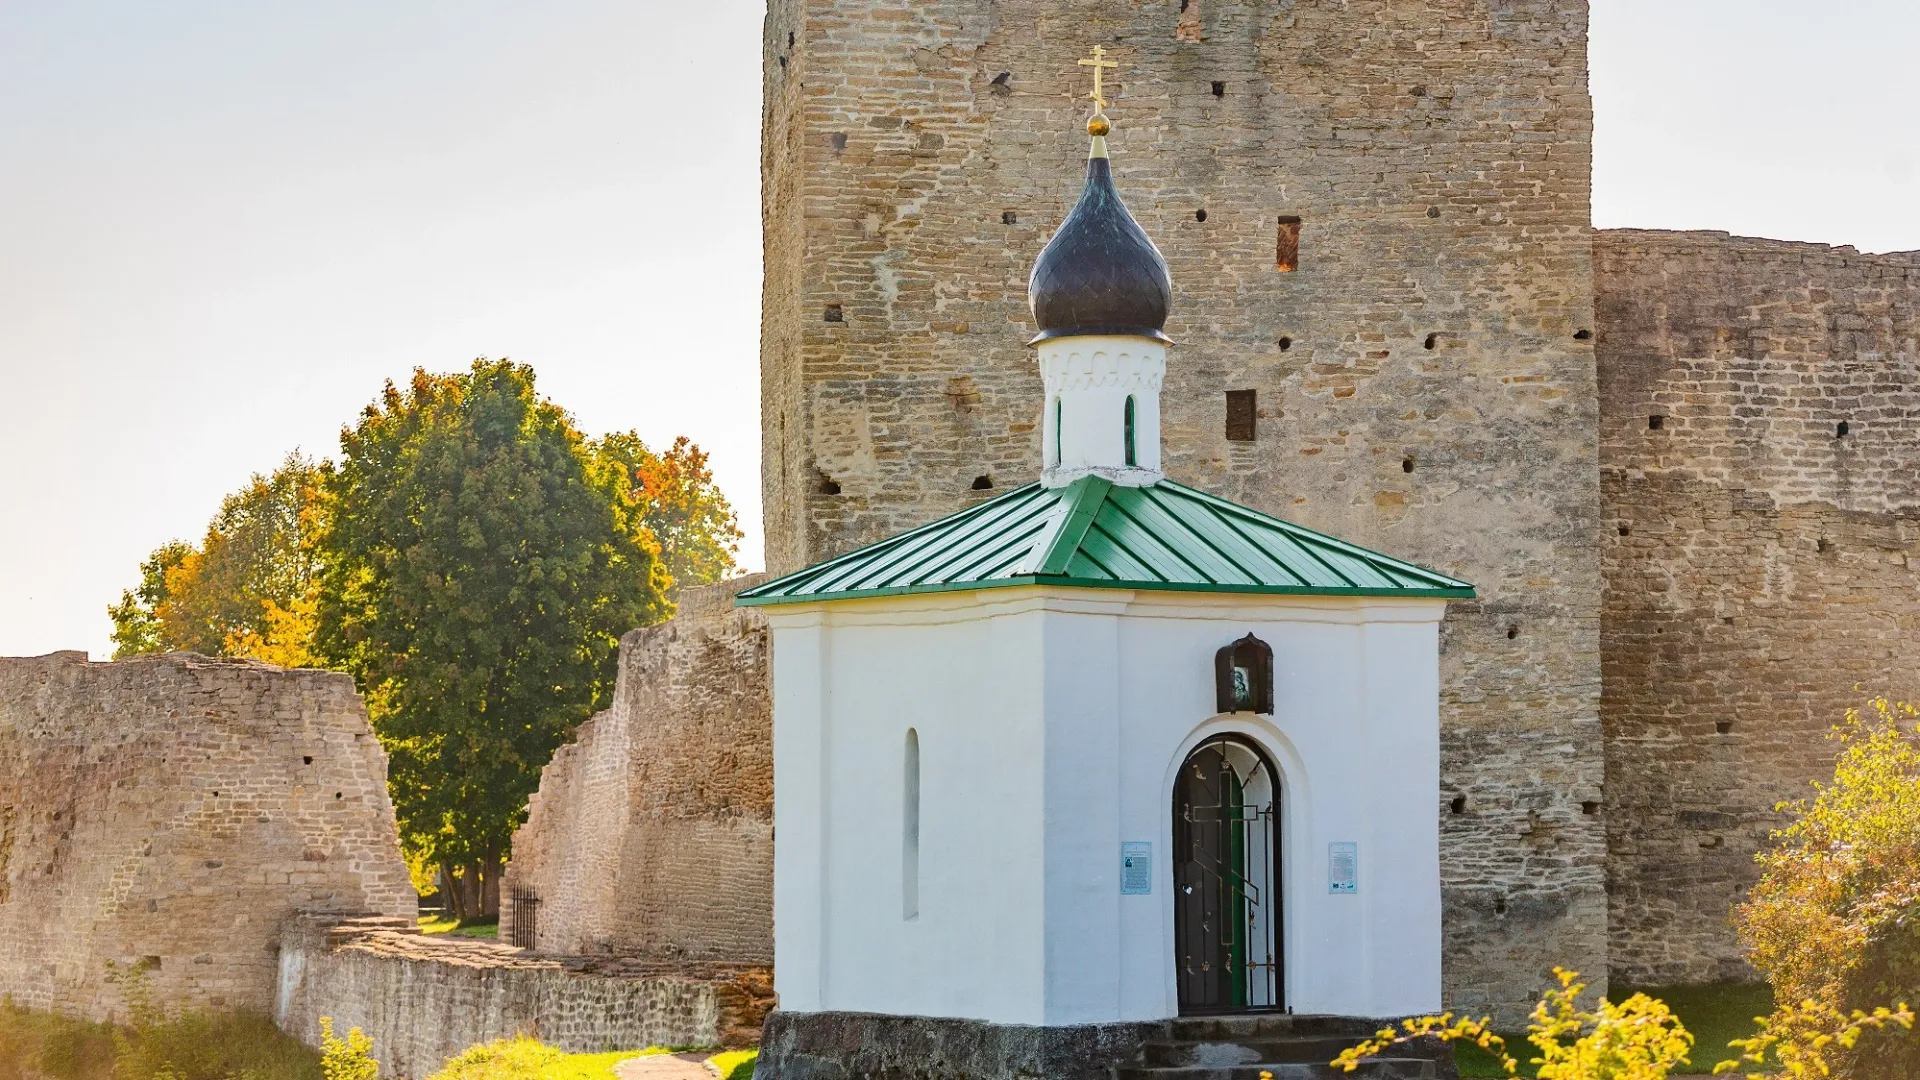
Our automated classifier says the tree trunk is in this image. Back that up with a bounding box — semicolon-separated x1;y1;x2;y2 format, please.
478;857;502;920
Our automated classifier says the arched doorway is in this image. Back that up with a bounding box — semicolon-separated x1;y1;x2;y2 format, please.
1173;733;1282;1014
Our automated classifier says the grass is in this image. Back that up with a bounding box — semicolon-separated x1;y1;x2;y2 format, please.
424;1040;756;1080
709;1048;759;1080
1450;982;1775;1078
0;1002;324;1080
418;914;500;939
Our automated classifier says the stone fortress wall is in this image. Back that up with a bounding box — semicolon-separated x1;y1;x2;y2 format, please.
760;0;1606;1019
1594;231;1920;985
0;651;414;1018
503;576;773;965
275;917;772;1079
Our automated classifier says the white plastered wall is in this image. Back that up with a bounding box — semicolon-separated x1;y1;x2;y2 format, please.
766;586;1446;1026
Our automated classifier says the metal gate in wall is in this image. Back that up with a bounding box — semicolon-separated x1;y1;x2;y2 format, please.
1173;734;1282;1014
509;887;540;950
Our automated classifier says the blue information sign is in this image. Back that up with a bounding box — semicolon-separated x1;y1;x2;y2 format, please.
1328;842;1358;894
1121;841;1153;895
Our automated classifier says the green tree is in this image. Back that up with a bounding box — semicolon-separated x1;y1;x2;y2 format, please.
594;432;742;597
108;541;192;658
316;360;669;919
106;452;330;665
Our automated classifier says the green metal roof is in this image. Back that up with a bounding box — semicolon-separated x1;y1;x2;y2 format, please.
736;476;1474;607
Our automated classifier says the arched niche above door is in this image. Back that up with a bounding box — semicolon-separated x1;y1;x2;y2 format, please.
1214;633;1274;715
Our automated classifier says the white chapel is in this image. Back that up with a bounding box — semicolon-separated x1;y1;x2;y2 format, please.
738;67;1473;1080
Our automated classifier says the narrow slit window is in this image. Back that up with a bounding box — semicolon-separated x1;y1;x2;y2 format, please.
1276;216;1302;272
1124;396;1137;466
1226;389;1257;442
903;728;921;920
1053;397;1063;465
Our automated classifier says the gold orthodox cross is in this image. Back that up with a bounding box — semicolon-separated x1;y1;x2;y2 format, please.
1078;45;1118;112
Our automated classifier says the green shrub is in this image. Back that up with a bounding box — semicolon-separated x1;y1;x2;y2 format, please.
1735;698;1920;1078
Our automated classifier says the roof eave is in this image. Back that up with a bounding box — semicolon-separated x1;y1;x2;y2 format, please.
735;575;1475;608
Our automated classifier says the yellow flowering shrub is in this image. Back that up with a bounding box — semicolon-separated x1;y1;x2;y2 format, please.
1731;698;1920;1078
1332;969;1692;1080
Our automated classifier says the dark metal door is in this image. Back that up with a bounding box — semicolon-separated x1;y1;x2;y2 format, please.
1174;735;1281;1014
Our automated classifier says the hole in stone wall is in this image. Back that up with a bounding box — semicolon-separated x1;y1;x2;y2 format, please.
829;132;848;153
1225;390;1257;442
788;31;795;48
1648;415;1665;430
1582;801;1601;815
1276;216;1302;272
1402;457;1415;473
1507;625;1520;640
1722;616;1735;626
818;475;842;496
1716;721;1734;735
1618;524;1631;537
334;792;343;799
1195;208;1208;222
1002;210;1018;225
778;55;787;69
137;956;161;972
971;475;993;490
302;756;313;765
1837;420;1851;437
1494;897;1509;916
823;304;843;323
1424;332;1438;350
1426;205;1441;218
1276;336;1293;352
1211;81;1226;97
1450;795;1467;815
1818;538;1833;553
1574;329;1593;340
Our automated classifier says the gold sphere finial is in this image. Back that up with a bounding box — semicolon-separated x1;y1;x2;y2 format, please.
1087;113;1111;137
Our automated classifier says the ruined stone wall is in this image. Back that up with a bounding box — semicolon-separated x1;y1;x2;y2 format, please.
763;0;1603;1019
275;917;772;1079
0;652;413;1018
504;576;772;964
1595;229;1920;985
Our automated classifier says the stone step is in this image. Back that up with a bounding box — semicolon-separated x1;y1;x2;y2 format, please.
1143;1035;1369;1068
1117;1057;1436;1080
1161;1014;1387;1042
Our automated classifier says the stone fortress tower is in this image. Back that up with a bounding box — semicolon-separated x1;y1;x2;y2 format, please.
761;0;1604;1019
508;0;1920;1027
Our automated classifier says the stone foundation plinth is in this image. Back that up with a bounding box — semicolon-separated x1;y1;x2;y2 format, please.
754;1010;1457;1080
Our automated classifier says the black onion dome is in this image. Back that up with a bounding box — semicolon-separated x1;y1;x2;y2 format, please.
1028;155;1173;345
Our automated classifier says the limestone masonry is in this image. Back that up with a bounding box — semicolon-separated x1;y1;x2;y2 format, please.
8;0;1920;1047
0;651;413;1018
1596;231;1920;985
760;0;1604;1019
504;576;772;964
275;917;771;1078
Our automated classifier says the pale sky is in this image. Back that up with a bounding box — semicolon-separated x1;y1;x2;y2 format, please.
2;1;1915;660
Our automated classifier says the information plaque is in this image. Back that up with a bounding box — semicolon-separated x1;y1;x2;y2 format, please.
1328;841;1359;894
1120;841;1153;895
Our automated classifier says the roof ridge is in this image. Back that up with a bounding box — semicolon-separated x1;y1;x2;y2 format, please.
1028;476;1113;576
